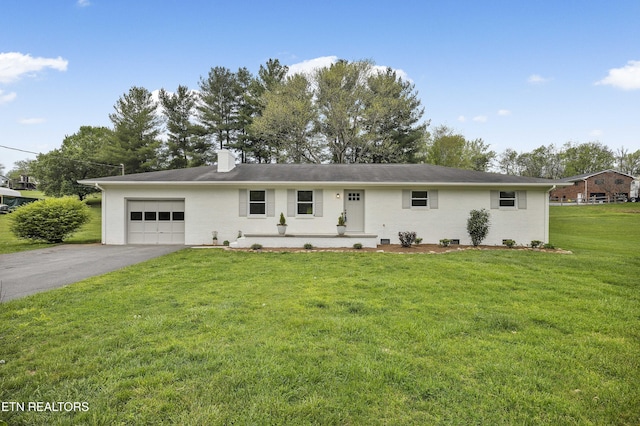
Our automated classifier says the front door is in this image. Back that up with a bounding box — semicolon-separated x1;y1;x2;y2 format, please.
344;190;364;233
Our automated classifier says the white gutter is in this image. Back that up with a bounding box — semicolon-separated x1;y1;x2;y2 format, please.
79;180;571;188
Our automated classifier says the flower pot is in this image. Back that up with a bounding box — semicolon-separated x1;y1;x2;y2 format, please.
277;224;287;235
336;225;346;236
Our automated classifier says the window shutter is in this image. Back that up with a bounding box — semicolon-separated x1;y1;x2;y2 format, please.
490;190;499;209
517;191;527;209
314;189;323;217
402;190;411;209
239;189;247;217
430;190;438;209
267;189;275;217
287;189;295;217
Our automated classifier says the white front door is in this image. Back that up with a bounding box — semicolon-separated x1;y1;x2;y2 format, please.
344;190;364;233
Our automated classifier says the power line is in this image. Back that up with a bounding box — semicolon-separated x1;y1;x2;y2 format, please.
0;144;124;172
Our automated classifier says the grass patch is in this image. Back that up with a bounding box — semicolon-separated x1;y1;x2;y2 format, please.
0;205;639;424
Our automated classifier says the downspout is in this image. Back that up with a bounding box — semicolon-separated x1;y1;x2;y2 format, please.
94;183;106;245
545;185;556;243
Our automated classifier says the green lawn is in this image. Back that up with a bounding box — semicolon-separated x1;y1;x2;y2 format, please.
1;205;639;425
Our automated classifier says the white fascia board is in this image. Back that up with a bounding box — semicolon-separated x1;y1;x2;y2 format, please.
79;180;569;189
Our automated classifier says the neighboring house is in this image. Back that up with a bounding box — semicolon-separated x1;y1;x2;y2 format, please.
8;175;37;191
79;150;567;248
550;170;636;203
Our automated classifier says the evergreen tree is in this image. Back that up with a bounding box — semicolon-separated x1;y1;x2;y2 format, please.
108;86;162;174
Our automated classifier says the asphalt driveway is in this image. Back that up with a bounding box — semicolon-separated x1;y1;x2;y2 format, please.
0;244;185;302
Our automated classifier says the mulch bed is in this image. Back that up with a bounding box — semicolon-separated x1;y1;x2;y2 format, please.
226;244;571;254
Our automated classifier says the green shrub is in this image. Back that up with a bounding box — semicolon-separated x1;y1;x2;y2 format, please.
543;243;555;249
10;197;91;243
467;209;490;247
250;243;263;251
353;243;363;249
223;240;230;246
439;238;451;247
398;231;416;247
502;239;516;248
414;237;423;245
530;240;543;248
303;243;313;250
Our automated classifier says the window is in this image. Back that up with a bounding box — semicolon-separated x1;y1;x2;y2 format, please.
249;190;266;215
595;179;604;185
130;212;143;221
411;190;428;207
297;190;314;215
144;211;157;221
172;212;184;221
615;179;624;185
158;211;171;221
499;191;516;207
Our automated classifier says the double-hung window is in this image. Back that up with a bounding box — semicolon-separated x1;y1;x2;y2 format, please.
411;190;429;207
402;189;438;209
249;190;266;216
491;190;526;210
499;191;516;207
297;190;314;215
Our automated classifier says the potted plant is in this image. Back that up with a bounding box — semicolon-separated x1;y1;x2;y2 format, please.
277;212;287;235
337;212;347;236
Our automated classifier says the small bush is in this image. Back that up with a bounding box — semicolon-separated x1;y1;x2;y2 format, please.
10;197;91;243
503;239;516;248
543;243;555;249
530;240;543;248
439;238;451;247
398;231;416;247
414;237;423;245
250;243;263;251
353;243;363;249
223;240;230;246
467;209;490;247
303;243;313;250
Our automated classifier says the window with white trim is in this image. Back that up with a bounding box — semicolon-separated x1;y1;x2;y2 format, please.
249;190;266;216
297;190;314;215
499;191;516;207
411;190;429;207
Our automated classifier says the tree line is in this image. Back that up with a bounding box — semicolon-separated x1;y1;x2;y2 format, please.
2;58;639;200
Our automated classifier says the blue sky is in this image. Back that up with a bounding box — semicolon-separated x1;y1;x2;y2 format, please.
1;0;639;171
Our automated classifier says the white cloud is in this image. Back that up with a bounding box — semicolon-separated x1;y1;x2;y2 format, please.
0;89;16;104
287;56;338;77
497;109;511;116
19;118;45;125
457;115;466;122
473;115;488;123
527;74;551;84
0;52;68;84
596;60;640;90
590;129;604;138
77;0;91;6
287;56;411;82
19;117;45;125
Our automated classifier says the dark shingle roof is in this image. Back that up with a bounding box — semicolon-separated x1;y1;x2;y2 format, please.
81;163;563;186
557;169;635;182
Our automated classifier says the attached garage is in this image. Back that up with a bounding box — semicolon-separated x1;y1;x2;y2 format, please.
127;200;185;244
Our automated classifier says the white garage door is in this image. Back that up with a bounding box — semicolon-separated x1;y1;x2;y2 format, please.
127;200;185;244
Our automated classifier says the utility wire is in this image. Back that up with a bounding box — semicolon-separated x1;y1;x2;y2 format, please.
0;144;124;171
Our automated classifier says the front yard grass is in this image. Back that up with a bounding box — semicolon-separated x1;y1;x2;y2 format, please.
0;204;639;424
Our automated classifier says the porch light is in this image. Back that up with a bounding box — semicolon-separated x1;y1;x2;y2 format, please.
336;193;341;199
